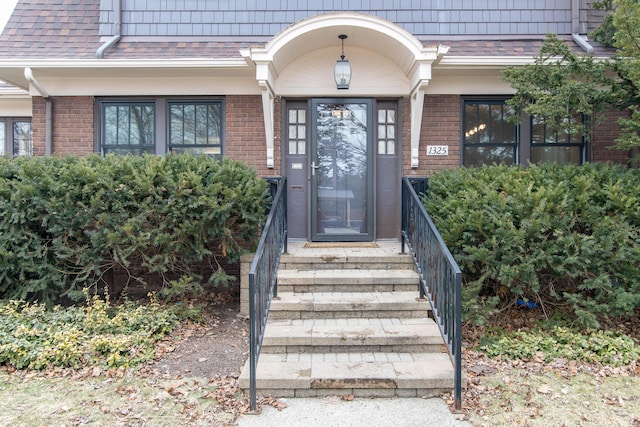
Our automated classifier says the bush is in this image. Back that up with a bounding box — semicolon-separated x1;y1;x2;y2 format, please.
0;292;178;370
0;154;269;305
478;327;640;367
423;163;640;327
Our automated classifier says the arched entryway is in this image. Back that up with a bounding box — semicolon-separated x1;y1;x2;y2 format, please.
243;13;448;240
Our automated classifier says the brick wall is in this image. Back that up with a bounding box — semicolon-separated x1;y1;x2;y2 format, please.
31;97;46;156
591;111;631;165
32;96;95;156
420;94;461;175
225;95;280;177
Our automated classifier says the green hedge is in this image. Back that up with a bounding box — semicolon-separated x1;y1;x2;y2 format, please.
423;163;640;327
0;154;269;305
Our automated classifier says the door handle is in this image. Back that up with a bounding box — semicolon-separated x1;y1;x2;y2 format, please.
311;161;320;176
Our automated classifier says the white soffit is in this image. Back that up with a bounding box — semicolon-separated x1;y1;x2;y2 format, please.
0;58;254;95
0;98;31;116
276;46;409;96
428;66;515;94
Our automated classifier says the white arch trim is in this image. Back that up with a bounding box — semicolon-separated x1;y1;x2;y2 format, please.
245;12;449;169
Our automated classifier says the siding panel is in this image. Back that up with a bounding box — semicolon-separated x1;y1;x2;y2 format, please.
99;0;574;37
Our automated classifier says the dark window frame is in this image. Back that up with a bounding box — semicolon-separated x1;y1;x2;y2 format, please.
97;97;225;157
167;100;225;158
461;97;518;167
529;114;587;165
0;117;32;157
99;101;156;155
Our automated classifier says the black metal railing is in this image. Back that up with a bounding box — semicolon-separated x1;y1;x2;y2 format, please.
248;177;287;411
401;177;463;411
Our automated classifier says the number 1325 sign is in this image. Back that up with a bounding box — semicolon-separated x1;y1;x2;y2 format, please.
426;145;448;156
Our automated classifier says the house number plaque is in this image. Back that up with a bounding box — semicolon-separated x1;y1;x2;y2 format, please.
426;145;448;156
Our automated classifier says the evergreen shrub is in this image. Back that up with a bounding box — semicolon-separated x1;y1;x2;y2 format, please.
0;154;269;305
423;163;640;327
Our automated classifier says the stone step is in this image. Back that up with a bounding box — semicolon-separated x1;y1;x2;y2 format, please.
276;269;419;293
238;351;454;398
261;317;445;354
268;291;432;320
279;252;415;271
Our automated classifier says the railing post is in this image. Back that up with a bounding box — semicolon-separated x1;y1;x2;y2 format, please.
248;272;257;411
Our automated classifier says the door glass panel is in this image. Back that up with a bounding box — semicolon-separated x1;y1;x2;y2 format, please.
313;102;370;239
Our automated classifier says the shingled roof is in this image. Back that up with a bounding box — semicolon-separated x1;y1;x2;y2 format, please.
0;0;102;59
0;0;612;61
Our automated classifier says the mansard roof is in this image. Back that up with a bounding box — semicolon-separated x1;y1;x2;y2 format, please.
0;0;612;61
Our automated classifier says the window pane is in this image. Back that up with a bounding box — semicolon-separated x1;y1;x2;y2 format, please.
531;146;581;165
297;141;305;155
104;147;155;156
532;115;545;144
378;140;386;154
378;109;386;123
378;124;386;139
478;104;490;143
289;109;297;123
289;125;297;140
167;102;222;156
195;104;209;144
0;122;5;155
13;121;32;156
490;104;503;143
464;103;478;143
298;125;305;139
464;146;515;167
117;106;129;145
171;146;221;156
208;104;221;143
387;140;395;155
570;131;582;145
183;104;196;145
104;106;117;145
102;102;155;154
170;104;184;145
387;125;395;139
297;109;305;123
387;109;395;124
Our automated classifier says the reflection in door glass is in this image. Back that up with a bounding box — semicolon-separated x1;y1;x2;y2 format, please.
315;103;368;236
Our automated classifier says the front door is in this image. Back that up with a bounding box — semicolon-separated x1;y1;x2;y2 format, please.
310;99;374;241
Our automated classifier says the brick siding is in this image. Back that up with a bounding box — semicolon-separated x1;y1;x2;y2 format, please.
420;94;461;175
591;111;631;165
225;95;280;177
32;96;95;156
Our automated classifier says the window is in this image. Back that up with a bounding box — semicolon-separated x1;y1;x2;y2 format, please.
98;98;224;156
287;107;306;155
101;102;155;155
530;114;585;165
377;107;396;155
0;118;32;157
463;100;517;167
168;101;223;157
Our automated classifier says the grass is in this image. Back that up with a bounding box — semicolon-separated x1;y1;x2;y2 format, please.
468;369;640;426
0;371;240;426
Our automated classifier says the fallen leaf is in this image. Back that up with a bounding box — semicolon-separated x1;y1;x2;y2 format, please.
537;384;552;394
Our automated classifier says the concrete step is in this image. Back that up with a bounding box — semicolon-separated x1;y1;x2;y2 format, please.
260;317;445;354
276;269;419;293
268;291;432;320
238;351;454;398
279;252;415;271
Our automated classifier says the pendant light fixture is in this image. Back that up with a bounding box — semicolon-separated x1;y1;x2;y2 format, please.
334;34;351;90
